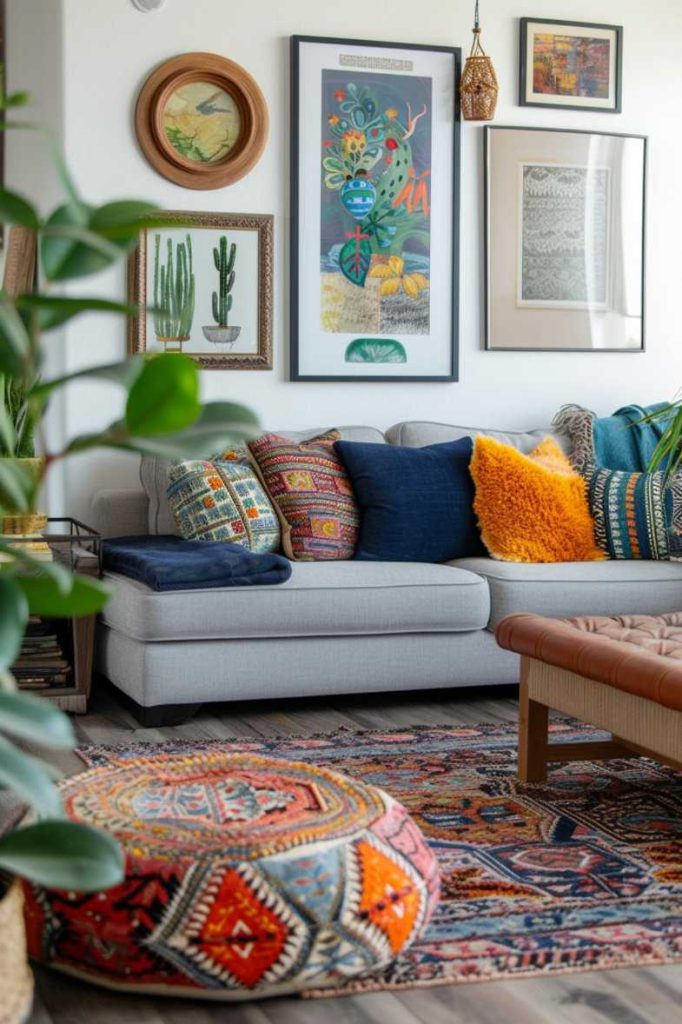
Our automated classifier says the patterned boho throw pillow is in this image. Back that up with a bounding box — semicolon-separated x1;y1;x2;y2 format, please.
167;448;280;552
585;467;682;560
471;436;605;563
248;431;359;561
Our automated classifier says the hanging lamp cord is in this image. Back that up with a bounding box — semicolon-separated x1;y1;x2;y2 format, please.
470;0;487;56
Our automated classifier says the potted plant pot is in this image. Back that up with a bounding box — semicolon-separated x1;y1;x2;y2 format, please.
0;458;50;560
202;325;241;346
0;879;33;1024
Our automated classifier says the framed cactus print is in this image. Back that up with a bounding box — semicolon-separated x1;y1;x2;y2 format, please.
128;211;273;369
290;36;461;382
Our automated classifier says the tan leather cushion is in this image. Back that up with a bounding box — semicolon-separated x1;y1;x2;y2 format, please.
496;611;682;712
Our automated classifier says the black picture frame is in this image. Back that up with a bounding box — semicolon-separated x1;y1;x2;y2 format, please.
519;18;623;114
484;125;647;353
290;35;461;382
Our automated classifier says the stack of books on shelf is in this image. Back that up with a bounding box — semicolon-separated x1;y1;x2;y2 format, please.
13;617;71;691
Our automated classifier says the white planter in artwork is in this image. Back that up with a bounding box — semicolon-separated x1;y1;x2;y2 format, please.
201;325;242;346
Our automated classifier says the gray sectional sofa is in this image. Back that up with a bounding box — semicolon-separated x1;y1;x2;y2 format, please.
90;420;682;725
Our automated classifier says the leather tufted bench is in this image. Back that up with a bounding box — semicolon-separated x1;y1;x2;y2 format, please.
496;612;682;781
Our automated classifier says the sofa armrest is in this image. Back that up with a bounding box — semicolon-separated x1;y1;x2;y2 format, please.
90;489;149;538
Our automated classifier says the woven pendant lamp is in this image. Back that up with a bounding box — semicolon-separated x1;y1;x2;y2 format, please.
460;0;499;121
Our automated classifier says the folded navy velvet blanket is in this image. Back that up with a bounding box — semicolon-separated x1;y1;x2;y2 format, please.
103;536;292;592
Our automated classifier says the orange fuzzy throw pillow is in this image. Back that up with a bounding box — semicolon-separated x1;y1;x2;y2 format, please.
471;436;605;563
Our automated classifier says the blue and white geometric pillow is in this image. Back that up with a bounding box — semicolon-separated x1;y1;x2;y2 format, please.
167;447;280;552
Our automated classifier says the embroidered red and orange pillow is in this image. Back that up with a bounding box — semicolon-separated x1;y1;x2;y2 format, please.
248;431;359;560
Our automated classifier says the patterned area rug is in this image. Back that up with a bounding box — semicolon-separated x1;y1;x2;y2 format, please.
78;721;682;995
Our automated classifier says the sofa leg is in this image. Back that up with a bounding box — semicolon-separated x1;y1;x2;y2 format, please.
128;699;203;728
518;658;548;783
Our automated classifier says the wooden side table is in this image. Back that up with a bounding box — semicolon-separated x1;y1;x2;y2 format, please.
19;519;101;714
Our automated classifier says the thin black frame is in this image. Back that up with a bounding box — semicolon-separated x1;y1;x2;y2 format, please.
290;34;461;383
519;18;623;114
484;125;647;353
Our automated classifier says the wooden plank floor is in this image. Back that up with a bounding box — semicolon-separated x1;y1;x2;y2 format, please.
30;684;682;1024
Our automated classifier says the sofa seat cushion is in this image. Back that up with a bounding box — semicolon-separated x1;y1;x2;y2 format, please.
101;561;490;642
451;557;682;628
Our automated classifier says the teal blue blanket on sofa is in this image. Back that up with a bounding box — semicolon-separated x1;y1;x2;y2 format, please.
593;403;672;472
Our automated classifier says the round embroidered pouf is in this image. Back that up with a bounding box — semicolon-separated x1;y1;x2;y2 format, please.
23;752;439;1000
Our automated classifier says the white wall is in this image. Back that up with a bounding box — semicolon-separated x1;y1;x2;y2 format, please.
9;0;682;517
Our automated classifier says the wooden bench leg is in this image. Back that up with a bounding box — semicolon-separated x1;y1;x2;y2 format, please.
518;658;549;783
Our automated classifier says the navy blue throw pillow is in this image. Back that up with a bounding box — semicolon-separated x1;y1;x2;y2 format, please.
335;438;485;563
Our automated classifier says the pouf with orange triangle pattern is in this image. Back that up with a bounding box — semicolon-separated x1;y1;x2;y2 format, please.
22;752;440;999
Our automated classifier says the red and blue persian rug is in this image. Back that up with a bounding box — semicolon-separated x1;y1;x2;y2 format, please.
78;720;682;995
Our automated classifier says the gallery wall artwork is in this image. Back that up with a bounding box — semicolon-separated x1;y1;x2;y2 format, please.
520;19;623;113
135;53;269;189
128;212;273;369
485;126;646;352
290;36;460;382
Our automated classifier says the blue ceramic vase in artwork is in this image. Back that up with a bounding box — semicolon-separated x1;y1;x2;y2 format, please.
340;178;376;220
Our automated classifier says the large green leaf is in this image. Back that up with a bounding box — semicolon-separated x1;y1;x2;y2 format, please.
0;293;31;376
0;820;124;891
0;735;63;818
90;200;159;247
0;691;75;749
41;211;124;281
125;354;200;437
117;401;259;458
0;542;72;592
0;574;28;670
0;459;31;512
31;356;144;399
17;295;139;332
17;573;110;617
0;188;40;229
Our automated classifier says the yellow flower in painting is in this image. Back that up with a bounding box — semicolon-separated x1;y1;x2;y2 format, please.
368;256;429;301
341;129;366;157
384;107;399;119
328;114;340;126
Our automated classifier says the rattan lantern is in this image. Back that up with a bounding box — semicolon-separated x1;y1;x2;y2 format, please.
460;0;499;121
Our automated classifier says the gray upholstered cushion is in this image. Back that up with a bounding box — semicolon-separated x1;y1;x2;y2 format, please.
450;557;682;628
100;561;490;642
140;425;386;536
386;420;568;452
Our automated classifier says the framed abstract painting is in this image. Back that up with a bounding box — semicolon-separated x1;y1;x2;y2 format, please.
520;18;623;113
128;211;273;369
290;35;461;382
485;126;646;352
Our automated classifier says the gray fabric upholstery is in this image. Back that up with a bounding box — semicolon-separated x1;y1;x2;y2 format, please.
451;557;682;627
100;561;490;642
90;489;149;539
140;425;386;536
96;626;518;706
385;420;568;452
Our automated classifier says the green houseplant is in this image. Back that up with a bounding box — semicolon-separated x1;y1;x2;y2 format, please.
0;92;259;1020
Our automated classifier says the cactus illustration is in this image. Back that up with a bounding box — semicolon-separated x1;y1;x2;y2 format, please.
153;233;195;346
211;235;236;327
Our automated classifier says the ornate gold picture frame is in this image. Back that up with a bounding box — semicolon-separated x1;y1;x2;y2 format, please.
128;211;273;370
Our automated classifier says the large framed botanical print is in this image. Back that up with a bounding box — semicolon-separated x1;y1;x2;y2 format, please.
290;35;461;382
485;127;646;353
128;211;273;369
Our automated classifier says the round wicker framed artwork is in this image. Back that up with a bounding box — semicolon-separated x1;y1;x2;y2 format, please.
134;52;268;189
